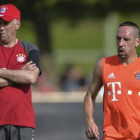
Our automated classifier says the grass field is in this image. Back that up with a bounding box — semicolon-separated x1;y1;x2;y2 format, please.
51;19;104;49
51;19;105;75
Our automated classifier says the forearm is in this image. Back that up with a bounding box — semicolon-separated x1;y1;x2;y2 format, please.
83;93;95;124
0;68;39;84
0;77;14;88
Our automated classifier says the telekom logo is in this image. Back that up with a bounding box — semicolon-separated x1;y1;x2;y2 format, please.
107;82;121;101
107;82;140;101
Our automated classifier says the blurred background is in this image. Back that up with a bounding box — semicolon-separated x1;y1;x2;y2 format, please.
2;0;140;139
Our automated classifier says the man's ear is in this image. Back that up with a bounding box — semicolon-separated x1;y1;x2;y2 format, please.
15;20;20;30
135;38;140;48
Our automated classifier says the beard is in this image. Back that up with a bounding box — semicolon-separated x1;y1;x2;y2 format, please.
118;53;127;59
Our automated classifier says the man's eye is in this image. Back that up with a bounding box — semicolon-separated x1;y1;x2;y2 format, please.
124;38;129;41
116;37;121;41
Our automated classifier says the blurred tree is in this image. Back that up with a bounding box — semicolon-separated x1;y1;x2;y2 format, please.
1;0;140;55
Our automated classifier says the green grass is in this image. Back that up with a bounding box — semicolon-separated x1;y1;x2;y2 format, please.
51;19;104;75
51;19;104;49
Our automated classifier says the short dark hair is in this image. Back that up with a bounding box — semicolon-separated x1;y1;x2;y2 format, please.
119;21;139;38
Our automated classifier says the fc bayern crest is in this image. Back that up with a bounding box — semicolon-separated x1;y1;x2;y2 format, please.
135;71;140;80
16;54;26;62
0;7;7;13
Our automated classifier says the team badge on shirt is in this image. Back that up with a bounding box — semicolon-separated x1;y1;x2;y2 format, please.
16;54;26;62
135;71;140;80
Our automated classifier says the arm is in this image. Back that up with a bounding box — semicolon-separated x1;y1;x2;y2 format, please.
0;61;37;87
0;78;14;88
0;61;39;84
83;58;103;140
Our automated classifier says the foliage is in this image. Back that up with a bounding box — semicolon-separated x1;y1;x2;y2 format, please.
1;0;140;54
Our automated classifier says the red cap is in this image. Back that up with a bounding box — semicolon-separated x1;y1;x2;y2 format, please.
0;4;20;22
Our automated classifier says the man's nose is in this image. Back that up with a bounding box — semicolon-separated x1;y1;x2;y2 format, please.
0;24;5;30
119;38;125;46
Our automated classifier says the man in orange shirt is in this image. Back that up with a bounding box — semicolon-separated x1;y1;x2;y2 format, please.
83;21;140;140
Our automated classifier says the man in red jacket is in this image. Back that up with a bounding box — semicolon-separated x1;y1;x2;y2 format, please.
0;3;41;140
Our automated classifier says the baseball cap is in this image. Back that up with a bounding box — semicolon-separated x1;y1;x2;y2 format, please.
0;3;20;22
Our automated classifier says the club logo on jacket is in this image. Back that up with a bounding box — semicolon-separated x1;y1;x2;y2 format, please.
135;71;140;80
16;54;26;62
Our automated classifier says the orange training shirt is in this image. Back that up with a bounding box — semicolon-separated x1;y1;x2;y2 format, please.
102;55;140;140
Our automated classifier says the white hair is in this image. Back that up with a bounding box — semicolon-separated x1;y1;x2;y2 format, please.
13;19;19;24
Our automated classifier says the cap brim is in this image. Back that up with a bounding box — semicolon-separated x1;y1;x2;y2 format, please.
0;15;14;22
